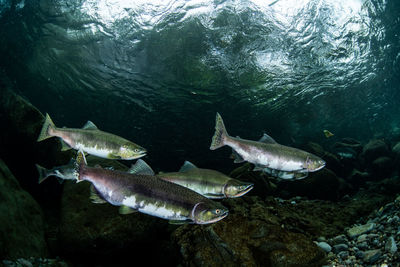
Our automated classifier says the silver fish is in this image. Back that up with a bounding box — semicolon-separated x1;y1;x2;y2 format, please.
74;151;229;224
210;112;325;173
129;160;253;199
37;113;146;160
36;160;77;184
260;167;309;180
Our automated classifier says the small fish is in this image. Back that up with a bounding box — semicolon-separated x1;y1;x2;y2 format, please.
136;160;254;199
37;113;146;160
74;151;229;224
323;129;334;138
210;112;325;173
36;159;77;184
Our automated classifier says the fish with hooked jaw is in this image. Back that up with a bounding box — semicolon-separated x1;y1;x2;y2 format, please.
210;113;325;178
147;160;253;199
73;151;229;224
37;113;146;160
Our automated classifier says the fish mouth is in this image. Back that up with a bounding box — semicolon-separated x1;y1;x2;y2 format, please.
129;152;147;160
232;184;254;198
313;165;325;172
312;161;326;172
198;211;229;224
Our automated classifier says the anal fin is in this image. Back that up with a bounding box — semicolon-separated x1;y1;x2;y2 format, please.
90;185;107;204
60;140;72;151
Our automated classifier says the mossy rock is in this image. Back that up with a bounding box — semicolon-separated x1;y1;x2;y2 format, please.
0;159;48;259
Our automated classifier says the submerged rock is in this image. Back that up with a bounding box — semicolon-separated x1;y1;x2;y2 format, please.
173;198;326;267
347;223;375;238
385;236;397;254
363;249;382;263
393;142;400;173
277;168;351;201
0;159;48;259
362;139;390;165
317;242;332;253
371;156;394;178
0;87;73;200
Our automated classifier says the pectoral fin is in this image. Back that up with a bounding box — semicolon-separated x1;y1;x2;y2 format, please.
119;205;138;215
168;219;193;225
203;193;224;199
107;153;121;160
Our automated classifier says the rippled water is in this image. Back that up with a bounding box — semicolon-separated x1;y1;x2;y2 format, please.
0;0;399;171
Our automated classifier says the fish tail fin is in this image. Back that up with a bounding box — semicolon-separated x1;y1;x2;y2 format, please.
37;113;56;142
210;112;229;150
36;164;50;184
74;149;87;182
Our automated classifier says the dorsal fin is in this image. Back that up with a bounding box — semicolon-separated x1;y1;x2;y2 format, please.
128;159;155;175
258;133;277;144
82;121;99;130
179;161;197;172
90;185;107;204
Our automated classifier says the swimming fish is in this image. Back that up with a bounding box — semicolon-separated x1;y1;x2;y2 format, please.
210;112;326;173
135;160;254;199
261;167;309;180
37;113;146;160
323;129;334;138
36;159;77;184
74;151;229;224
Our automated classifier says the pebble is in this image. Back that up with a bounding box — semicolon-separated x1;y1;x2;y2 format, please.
317;241;332;253
363;249;382;263
355;250;365;259
357;234;368;243
333;243;348;253
347;223;376;238
337;250;349;259
385;236;397;254
331;234;347;245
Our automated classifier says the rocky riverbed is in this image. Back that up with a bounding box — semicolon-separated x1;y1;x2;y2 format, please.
319;195;400;266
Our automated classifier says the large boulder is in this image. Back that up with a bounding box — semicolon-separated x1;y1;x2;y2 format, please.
173;197;326;267
393;142;400;173
0;87;73;202
361;139;390;165
370;156;394;179
0;159;48;259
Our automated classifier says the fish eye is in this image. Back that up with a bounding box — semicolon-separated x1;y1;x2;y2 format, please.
134;149;140;152
215;209;221;214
